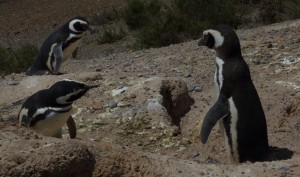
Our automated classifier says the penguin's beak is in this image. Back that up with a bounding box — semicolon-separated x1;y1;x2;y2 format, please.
86;84;100;89
88;26;97;34
198;36;207;46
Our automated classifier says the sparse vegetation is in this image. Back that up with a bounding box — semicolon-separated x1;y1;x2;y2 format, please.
97;27;126;45
0;44;38;76
123;0;300;49
259;0;300;24
124;0;238;49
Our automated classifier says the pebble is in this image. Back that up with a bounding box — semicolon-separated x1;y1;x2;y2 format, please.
91;101;103;110
279;166;289;172
191;150;200;158
107;101;118;109
117;102;130;107
112;87;128;96
185;73;192;78
7;81;20;85
194;86;202;92
207;158;220;164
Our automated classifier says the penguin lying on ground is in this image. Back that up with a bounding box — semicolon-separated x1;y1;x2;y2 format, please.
18;79;99;139
26;16;95;76
198;25;269;163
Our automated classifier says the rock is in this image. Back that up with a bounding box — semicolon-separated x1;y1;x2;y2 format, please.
185;73;192;78
0;129;95;177
91;101;103;110
194;86;202;92
7;81;20;85
191;151;200;158
112;87;128;97
160;80;194;126
207;158;220;164
117;102;130;107
107;101;118;109
279;166;289;172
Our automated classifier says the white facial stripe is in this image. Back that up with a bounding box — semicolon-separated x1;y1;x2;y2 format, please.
33;105;72;117
62;79;84;85
56;89;84;104
229;97;239;163
66;33;82;42
203;29;224;48
19;108;29;123
69;19;88;32
46;43;58;72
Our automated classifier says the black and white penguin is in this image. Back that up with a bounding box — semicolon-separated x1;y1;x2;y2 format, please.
26;16;95;76
198;25;269;163
18;79;99;138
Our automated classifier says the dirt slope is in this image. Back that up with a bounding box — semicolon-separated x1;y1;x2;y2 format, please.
0;1;300;177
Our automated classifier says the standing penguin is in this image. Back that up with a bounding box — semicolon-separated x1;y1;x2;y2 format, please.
198;25;269;163
18;79;99;139
26;16;95;76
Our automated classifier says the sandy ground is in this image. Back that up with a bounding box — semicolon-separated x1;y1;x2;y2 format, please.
0;1;300;177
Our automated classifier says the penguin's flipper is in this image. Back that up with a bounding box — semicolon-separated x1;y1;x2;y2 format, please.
72;47;79;59
66;116;77;139
52;42;63;75
200;93;229;144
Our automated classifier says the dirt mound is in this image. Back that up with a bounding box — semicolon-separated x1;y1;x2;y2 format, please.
0;125;95;177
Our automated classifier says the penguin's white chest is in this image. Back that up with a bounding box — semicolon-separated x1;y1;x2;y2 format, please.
32;110;72;137
63;39;81;62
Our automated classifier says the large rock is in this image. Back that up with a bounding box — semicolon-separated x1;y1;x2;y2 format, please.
0;125;95;177
160;80;194;126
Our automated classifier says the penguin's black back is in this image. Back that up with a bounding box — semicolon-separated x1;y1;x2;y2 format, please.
221;52;269;162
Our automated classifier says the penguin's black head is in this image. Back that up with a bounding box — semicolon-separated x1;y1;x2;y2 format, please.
198;25;241;58
68;16;95;33
49;79;99;105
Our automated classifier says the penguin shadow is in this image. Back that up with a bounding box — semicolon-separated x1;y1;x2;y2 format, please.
264;146;294;161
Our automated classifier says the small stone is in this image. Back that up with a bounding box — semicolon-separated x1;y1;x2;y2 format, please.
128;93;136;99
279;166;289;172
91;101;103;110
8;81;20;85
117;102;130;107
188;85;194;92
185;73;192;78
191;151;200;158
267;43;273;48
179;146;186;151
194;86;202;92
253;58;261;65
107;101;118;109
207;158;220;164
112;87;128;97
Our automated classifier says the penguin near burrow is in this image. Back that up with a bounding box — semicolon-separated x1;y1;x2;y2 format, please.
18;79;99;139
26;16;95;76
198;25;269;163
